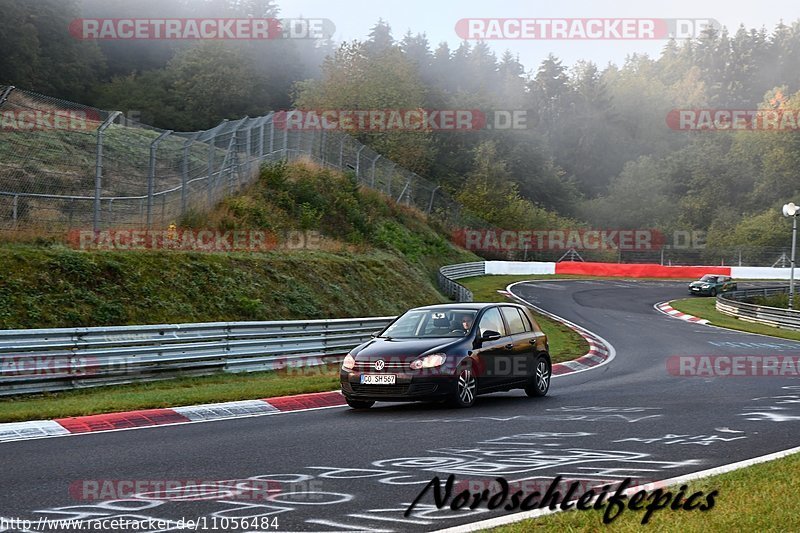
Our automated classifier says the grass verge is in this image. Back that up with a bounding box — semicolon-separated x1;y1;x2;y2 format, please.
489;449;800;532
0;366;340;423
459;275;590;364
670;297;800;342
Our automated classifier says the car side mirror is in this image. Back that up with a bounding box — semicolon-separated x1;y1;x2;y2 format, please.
481;330;502;341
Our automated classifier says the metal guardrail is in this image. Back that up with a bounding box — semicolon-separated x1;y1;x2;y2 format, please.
0;317;394;396
716;286;800;330
438;262;485;302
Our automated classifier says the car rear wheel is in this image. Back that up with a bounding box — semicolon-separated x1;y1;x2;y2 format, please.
525;355;551;397
346;398;375;409
710;288;717;297
451;364;477;408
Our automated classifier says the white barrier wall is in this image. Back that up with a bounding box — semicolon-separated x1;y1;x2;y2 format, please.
731;267;793;280
485;261;556;275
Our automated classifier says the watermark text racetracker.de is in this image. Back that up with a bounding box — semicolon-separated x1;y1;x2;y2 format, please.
67;228;321;252
453;229;666;252
455;18;720;40
668;355;800;377
273;109;529;131
667;108;800;131
69;18;334;40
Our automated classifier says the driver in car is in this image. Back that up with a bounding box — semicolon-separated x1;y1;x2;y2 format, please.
458;314;473;335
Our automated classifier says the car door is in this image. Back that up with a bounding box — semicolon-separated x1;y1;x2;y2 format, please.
473;306;510;391
499;306;533;387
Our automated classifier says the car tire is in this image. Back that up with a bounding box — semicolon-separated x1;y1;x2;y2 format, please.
525;354;551;398
451;362;477;408
346;398;375;409
710;288;717;297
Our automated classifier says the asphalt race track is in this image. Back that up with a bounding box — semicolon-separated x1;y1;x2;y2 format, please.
3;280;800;532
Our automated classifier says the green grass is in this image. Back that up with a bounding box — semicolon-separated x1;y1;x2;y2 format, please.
670;297;800;342
460;275;589;364
0;366;341;423
489;450;800;532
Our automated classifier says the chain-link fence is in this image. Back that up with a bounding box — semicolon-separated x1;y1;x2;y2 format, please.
0;86;468;233
0;86;795;268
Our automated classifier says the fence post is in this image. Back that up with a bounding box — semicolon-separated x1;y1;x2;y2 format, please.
338;135;345;169
181;133;199;216
146;130;172;229
427;185;440;214
355;145;365;180
371;155;381;187
0;86;14;108
269;114;275;156
258;116;265;159
11;195;18;228
93;111;121;232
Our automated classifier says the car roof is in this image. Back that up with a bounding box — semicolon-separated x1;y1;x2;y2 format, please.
411;302;519;311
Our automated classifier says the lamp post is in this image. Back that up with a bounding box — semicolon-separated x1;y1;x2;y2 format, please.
782;202;800;309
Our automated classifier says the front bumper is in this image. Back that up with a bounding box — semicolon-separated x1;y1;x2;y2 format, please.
689;286;712;295
340;370;456;402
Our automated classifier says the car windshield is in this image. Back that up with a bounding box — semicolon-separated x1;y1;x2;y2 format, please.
380;308;479;338
700;275;718;282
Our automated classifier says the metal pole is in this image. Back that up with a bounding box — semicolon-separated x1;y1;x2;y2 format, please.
283;111;290;159
11;195;18;228
427;185;440;214
269;114;275;156
93;111;122;232
0;86;15;108
339;136;345;169
371;155;381;187
355;145;365;180
146;130;173;229
791;215;797;309
181;133;199;216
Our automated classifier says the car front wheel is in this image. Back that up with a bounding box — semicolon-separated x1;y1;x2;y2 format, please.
526;355;551;397
451;364;477;408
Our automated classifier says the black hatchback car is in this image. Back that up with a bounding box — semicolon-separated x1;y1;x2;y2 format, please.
340;303;551;408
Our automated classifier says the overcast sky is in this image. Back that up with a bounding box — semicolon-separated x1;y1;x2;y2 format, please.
279;0;791;72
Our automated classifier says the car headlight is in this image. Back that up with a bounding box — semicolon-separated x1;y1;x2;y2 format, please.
410;353;446;369
342;353;356;370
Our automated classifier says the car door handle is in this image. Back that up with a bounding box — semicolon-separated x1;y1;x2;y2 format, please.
504;343;514;350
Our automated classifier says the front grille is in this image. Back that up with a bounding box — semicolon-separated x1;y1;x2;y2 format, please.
348;383;439;396
354;361;409;370
350;383;410;396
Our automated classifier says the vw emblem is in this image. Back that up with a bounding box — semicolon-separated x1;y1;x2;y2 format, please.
374;359;385;371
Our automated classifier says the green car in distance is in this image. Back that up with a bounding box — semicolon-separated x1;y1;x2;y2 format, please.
688;274;737;296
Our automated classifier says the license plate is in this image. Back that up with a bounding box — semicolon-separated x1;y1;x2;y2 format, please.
360;374;396;385
692;287;700;291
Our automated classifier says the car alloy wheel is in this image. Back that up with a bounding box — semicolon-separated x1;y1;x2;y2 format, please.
454;366;477;407
526;355;550;397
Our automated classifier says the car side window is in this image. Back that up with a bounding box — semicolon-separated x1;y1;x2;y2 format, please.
478;307;506;337
500;306;526;335
516;308;533;332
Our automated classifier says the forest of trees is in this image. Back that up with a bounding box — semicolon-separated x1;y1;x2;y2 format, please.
2;0;800;253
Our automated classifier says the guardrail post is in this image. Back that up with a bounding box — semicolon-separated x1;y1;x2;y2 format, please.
93;111;122;232
146;130;173;229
